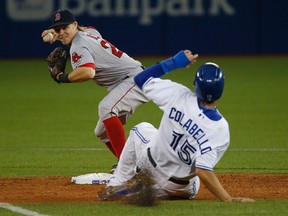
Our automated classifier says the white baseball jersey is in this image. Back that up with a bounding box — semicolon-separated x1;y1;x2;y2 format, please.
110;77;230;198
142;78;230;179
70;27;142;89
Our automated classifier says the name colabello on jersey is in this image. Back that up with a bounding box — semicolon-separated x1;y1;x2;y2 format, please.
169;107;212;154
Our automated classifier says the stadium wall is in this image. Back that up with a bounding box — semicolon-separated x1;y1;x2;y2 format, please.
0;0;287;58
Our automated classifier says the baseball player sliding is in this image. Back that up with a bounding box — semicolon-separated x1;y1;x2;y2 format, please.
98;50;255;203
41;9;149;166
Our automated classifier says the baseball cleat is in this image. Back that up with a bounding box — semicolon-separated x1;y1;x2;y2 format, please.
97;178;143;200
97;172;158;206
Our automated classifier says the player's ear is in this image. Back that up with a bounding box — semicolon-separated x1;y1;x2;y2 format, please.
72;21;78;29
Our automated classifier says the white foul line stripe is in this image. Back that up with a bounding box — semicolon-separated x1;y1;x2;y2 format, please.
0;203;49;216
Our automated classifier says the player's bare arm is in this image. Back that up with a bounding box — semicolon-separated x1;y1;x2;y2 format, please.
67;67;95;83
196;168;255;202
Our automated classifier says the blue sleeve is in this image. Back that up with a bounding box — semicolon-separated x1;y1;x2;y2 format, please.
160;50;190;73
134;50;190;89
134;64;164;89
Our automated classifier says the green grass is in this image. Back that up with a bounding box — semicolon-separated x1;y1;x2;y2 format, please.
1;200;287;216
0;56;287;215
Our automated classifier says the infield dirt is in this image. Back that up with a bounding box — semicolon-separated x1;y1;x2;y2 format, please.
0;174;287;203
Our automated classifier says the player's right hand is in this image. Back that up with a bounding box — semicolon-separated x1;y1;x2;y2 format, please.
41;29;59;44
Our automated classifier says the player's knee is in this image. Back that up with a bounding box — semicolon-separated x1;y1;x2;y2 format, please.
135;122;154;128
94;127;106;139
94;127;107;141
94;127;100;137
98;100;118;116
94;126;103;136
133;122;156;133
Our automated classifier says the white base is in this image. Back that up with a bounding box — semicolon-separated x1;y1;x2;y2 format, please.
71;173;113;185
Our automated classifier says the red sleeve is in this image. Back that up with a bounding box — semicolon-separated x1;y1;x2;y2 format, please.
85;26;97;30
78;63;95;70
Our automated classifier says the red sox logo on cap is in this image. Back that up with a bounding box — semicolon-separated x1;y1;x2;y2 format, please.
55;12;61;21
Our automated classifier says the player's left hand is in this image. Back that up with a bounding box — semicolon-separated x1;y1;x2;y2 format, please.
232;197;256;202
47;47;67;84
184;50;199;67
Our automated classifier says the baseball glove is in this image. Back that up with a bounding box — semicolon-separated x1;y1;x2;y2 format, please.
47;47;67;83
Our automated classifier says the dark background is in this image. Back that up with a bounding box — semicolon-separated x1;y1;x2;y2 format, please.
1;0;287;58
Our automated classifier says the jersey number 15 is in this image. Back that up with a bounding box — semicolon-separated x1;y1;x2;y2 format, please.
170;131;197;166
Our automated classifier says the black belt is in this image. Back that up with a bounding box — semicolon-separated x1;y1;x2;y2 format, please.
147;148;189;185
168;177;189;185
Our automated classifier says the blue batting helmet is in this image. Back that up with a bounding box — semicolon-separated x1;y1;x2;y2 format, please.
193;62;225;102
